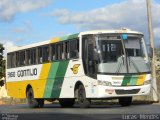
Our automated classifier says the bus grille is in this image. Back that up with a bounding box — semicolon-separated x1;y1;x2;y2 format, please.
115;89;140;95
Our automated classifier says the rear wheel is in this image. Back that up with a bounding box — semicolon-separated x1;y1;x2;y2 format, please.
59;99;75;108
119;97;132;106
26;88;44;108
78;85;91;108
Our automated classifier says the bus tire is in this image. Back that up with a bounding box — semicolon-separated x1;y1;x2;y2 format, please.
78;85;91;108
119;97;132;106
37;99;44;108
59;99;75;108
26;88;44;108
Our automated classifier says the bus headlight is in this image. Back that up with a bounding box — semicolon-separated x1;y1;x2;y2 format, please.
144;80;151;85
98;80;112;86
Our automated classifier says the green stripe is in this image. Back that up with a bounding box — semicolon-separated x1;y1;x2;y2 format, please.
44;61;69;98
51;61;69;98
60;33;79;41
129;76;139;85
121;75;132;86
67;33;79;39
60;36;68;41
44;62;60;98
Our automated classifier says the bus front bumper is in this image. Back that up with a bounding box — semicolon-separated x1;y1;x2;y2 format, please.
97;84;151;98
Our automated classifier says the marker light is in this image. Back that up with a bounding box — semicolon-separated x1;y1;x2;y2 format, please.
144;80;151;85
121;34;128;40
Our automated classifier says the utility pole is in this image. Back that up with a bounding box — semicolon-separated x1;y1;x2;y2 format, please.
146;0;159;102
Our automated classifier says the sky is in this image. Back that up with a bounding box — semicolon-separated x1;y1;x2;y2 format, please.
0;0;160;53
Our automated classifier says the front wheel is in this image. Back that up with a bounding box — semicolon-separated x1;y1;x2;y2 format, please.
119;97;132;106
78;85;91;108
26;88;44;108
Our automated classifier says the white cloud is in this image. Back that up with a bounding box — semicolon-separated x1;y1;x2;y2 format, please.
49;0;160;44
49;0;149;28
47;9;70;17
0;40;15;58
0;0;52;22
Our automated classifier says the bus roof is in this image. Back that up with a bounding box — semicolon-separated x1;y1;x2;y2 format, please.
7;29;143;53
79;29;143;36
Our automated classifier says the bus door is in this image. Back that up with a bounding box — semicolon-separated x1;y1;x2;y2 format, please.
87;40;98;77
82;35;98;78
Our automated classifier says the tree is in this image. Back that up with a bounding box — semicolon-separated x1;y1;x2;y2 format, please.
0;43;5;79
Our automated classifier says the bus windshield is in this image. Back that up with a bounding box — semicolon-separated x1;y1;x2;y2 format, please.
96;34;150;74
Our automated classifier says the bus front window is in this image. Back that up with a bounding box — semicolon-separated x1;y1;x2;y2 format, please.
125;37;144;57
96;34;150;74
123;36;150;73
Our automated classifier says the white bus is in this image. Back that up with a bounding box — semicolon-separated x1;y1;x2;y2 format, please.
6;29;151;108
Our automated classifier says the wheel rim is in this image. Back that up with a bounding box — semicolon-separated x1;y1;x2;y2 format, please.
78;88;85;103
28;91;34;104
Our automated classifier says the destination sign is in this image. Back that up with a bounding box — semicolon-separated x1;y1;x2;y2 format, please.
98;36;121;40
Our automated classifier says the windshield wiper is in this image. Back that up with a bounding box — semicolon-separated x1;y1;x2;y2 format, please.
116;56;125;74
128;57;140;74
116;57;122;74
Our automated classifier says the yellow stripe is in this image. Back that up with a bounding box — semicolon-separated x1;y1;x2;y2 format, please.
37;63;51;98
50;37;60;43
7;80;42;98
7;63;51;98
136;74;146;85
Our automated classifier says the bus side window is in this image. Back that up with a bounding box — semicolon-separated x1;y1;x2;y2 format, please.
69;39;79;59
34;49;36;64
30;48;36;65
61;42;68;60
13;53;16;68
38;47;43;64
61;43;64;59
51;44;56;61
56;43;62;60
7;53;15;68
16;52;20;67
20;51;25;66
65;41;69;59
43;45;49;63
26;50;31;65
